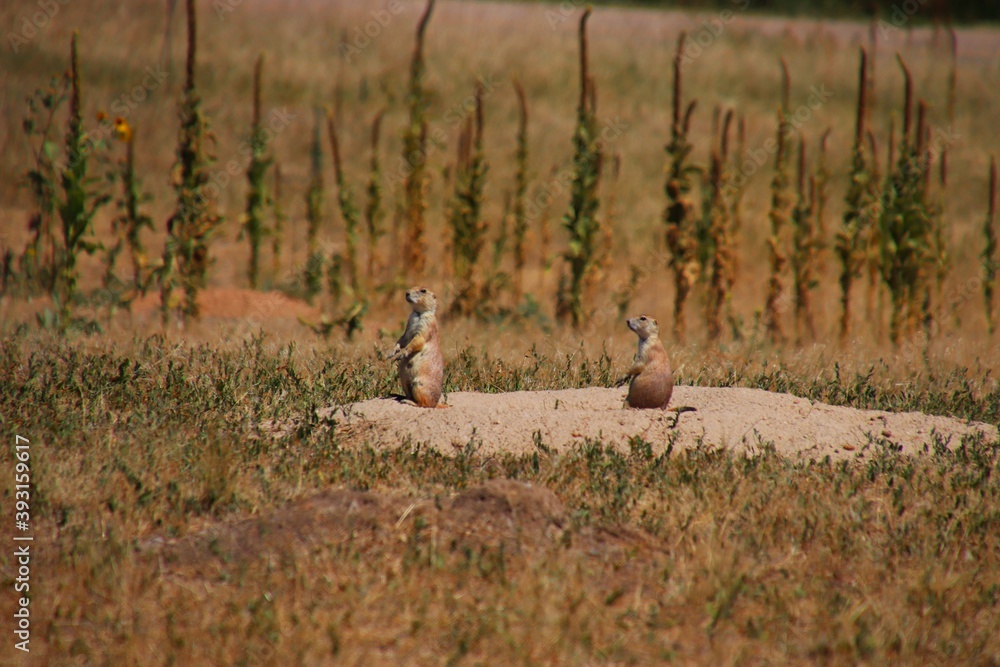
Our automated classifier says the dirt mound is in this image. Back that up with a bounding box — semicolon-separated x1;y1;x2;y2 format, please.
131;287;319;321
152;480;569;569
324;386;997;460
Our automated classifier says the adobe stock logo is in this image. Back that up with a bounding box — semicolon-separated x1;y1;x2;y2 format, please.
339;0;407;64
52;63;169;173
7;0;72;53
720;85;834;203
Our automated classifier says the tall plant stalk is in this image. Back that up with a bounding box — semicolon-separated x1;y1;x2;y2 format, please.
271;161;285;278
511;77;530;303
878;57;935;344
663;31;699;342
790;134;819;343
161;0;223;324
447;84;488;317
836;48;877;341
402;0;435;278
57;31;110;321
304;111;325;303
21;73;69;290
556;8;602;329
108;119;153;291
706;110;734;342
983;157;997;334
327;108;361;298
241;53;272;290
764;57;792;343
365;111;385;287
814;129;831;274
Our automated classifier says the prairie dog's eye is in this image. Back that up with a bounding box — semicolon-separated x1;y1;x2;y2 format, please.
640;316;647;321
420;288;427;293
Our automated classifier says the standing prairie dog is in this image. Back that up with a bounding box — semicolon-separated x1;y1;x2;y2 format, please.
623;315;674;409
387;286;444;408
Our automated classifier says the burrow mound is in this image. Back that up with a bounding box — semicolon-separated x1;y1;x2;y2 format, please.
317;386;997;460
148;480;584;570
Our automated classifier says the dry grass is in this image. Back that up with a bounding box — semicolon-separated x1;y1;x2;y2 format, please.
2;1;1000;663
0;331;998;664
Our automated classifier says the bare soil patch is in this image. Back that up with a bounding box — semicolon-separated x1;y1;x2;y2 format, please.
151;480;645;572
130;286;320;321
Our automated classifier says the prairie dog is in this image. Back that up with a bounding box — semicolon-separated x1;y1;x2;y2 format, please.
387;286;444;408
623;315;674;410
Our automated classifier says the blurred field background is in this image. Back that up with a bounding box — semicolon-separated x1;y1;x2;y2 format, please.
1;0;998;362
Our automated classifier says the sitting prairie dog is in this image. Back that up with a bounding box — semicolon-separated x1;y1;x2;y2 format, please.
622;315;674;410
386;286;444;408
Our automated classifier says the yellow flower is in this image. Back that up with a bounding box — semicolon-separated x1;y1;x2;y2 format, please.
113;117;133;143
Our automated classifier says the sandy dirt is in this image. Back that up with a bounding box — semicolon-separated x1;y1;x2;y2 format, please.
323;386;997;460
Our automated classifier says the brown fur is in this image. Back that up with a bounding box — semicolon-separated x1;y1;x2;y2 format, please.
624;315;674;410
387;286;444;408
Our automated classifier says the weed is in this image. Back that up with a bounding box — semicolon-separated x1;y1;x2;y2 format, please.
326;107;361;298
790;132;820;342
304;111;325;303
511;77;530;304
705;109;735;342
878;57;935;344
447;83;488;317
764;57;792;344
55;32;111;324
160;0;224;324
813;129;831;273
19;73;69;292
556;8;602;329
984;156;997;334
240;52;272;290
105;118;154;298
271;161;285;279
365;110;385;288
836;48;878;341
321;107;367;338
402;0;435;278
663;32;700;342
